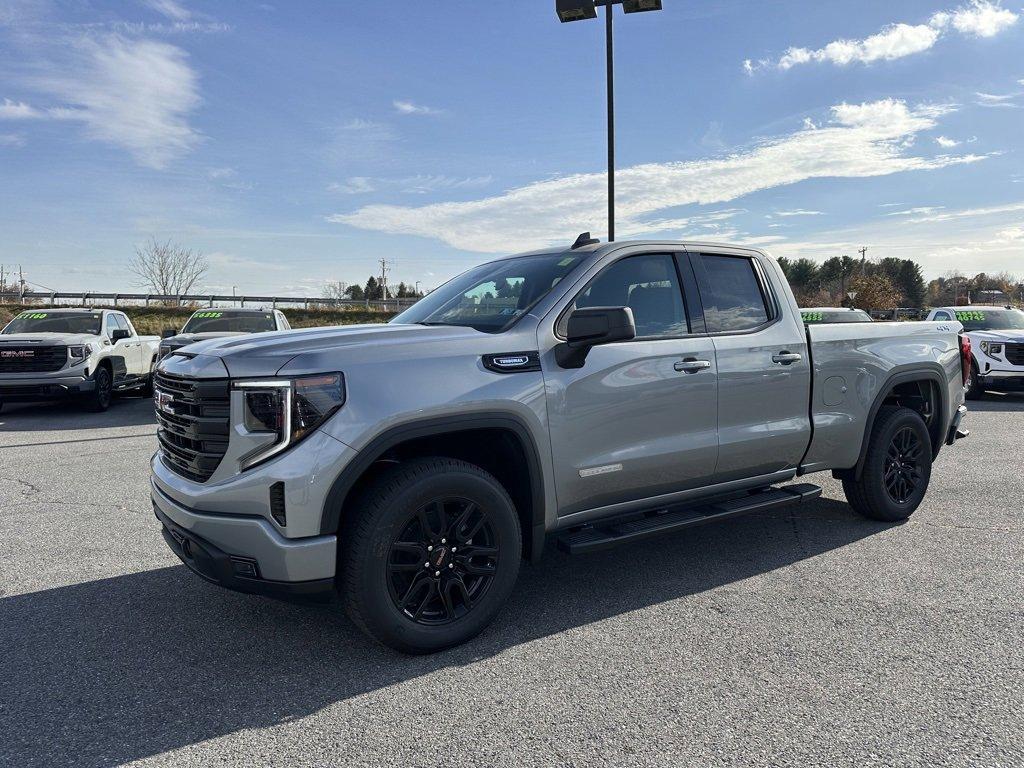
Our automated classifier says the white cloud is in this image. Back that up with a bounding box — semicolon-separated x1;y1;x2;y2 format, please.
774;209;824;217
935;135;960;147
976;91;1020;102
143;0;192;22
328;174;492;195
902;201;1024;223
940;0;1019;36
0;132;25;146
885;206;946;217
332;99;987;253
13;34;201;168
778;23;940;70
393;100;443;116
329;177;377;195
761;2;1018;72
0;99;42;119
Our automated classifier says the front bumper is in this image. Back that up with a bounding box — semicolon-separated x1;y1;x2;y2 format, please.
152;479;336;598
0;374;95;402
977;370;1024;391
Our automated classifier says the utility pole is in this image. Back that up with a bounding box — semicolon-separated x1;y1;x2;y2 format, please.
858;246;868;275
378;258;390;300
18;264;26;304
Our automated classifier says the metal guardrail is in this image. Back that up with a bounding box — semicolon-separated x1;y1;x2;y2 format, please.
0;290;419;311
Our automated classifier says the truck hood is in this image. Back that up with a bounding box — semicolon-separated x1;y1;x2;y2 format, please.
164;331;250;346
0;332;100;346
967;330;1024;343
181;323;484;378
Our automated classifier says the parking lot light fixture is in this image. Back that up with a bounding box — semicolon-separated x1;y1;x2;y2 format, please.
554;0;663;242
556;0;598;22
622;0;662;12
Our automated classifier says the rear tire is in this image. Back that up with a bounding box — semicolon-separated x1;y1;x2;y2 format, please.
964;362;984;400
87;366;113;412
340;457;521;654
843;406;932;522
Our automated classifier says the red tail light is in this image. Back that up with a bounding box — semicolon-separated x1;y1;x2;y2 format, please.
959;334;972;386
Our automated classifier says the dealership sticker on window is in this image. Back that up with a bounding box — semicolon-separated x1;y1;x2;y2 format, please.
801;312;824;322
17;312;49;319
955;311;985;322
193;311;224;318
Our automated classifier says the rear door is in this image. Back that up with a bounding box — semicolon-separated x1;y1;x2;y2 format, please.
542;251;719;518
118;313;149;375
687;249;811;483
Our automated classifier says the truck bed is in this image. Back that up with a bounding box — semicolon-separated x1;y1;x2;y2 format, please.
801;321;964;474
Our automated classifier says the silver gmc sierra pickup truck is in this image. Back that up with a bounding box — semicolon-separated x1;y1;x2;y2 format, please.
151;239;970;653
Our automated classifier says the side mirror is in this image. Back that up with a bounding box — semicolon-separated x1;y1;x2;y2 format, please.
161;328;177;339
556;306;636;368
110;328;131;343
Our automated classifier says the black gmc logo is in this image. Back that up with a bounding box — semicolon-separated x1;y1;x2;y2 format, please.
1;350;34;358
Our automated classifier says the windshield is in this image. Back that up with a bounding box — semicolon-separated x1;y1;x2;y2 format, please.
952;309;1024;332
181;311;277;334
2;311;103;335
392;252;587;333
801;310;871;324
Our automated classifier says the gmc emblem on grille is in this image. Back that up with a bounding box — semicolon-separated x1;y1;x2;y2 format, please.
155;390;175;414
1;350;34;358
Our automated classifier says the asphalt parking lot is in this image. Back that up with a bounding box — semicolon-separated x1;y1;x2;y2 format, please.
1;395;1022;768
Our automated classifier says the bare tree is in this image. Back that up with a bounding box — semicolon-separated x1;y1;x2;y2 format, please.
321;280;348;306
129;238;208;296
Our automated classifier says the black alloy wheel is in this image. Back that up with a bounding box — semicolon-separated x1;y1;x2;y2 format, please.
89;367;113;412
387;498;498;625
883;426;924;505
842;405;932;522
340;457;521;654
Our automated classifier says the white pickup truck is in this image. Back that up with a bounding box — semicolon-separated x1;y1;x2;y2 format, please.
0;308;160;412
926;305;1024;399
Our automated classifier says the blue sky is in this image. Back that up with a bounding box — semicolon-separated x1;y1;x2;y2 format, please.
1;0;1022;296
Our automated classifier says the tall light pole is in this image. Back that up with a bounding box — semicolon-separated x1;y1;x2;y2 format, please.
556;0;663;242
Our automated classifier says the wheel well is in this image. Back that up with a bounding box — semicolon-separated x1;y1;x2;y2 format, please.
881;379;942;452
841;375;944;481
337;427;540;559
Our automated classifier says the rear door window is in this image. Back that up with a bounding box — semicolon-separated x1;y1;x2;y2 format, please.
692;254;772;333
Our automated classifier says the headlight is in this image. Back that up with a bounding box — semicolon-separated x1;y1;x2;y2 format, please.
68;343;94;362
234;373;345;469
157;344;172;360
980;341;1003;356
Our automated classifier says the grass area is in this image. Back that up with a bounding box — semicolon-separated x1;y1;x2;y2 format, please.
0;304;397;335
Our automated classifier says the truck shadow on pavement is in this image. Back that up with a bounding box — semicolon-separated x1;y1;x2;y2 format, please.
0;396;156;432
0;496;890;767
964;392;1024;412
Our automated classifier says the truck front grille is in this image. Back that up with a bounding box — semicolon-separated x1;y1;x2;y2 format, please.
0;345;67;373
154;370;231;483
1004;343;1024;366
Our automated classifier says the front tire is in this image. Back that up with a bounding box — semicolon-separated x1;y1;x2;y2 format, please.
842;406;932;522
964;362;984;400
87;366;113;412
340;457;521;654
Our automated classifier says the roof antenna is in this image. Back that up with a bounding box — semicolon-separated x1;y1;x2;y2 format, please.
571;232;600;250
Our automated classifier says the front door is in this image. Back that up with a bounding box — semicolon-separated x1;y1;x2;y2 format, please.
541;252;720;518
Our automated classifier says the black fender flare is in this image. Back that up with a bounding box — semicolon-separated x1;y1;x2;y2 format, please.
851;365;949;481
319;413;547;559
